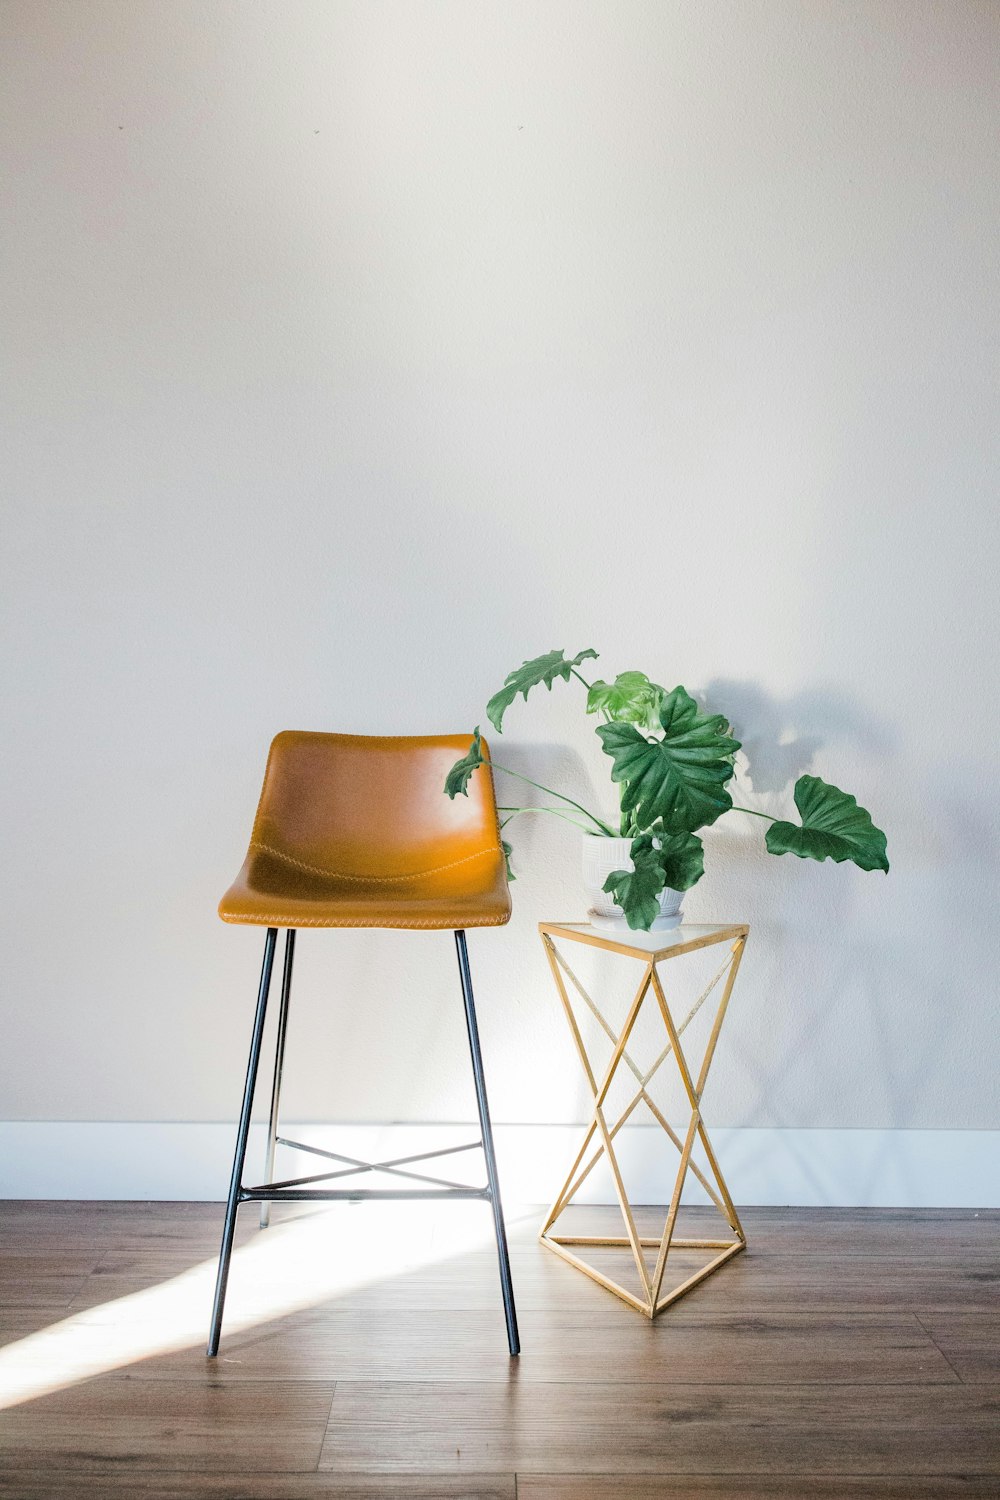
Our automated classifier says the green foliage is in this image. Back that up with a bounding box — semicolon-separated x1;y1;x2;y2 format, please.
447;649;890;932
597;686;740;834
602;830;706;929
765;775;889;873
501;839;515;881
443;727;484;798
648;827;706;890
486;648;599;733
586;671;665;728
602;841;667;931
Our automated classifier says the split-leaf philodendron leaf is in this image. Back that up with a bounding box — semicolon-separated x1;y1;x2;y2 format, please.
586;671;665;728
443;727;485;798
602;830;705;930
486;648;599;733
646;827;706;890
602;841;667;931
765;775;889;873
597;686;740;834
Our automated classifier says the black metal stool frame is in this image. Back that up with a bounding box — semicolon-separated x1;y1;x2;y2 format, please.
207;927;520;1356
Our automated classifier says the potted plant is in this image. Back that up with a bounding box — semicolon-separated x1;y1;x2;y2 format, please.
445;648;888;932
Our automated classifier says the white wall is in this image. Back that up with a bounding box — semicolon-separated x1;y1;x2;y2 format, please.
1;2;997;1195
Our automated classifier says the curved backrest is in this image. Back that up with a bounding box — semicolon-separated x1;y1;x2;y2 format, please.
249;731;503;880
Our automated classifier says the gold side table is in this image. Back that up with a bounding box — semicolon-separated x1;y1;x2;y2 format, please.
539;920;749;1318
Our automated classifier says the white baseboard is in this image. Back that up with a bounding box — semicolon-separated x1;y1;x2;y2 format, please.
0;1122;994;1207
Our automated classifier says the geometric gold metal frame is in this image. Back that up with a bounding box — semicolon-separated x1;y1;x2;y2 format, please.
539;920;750;1319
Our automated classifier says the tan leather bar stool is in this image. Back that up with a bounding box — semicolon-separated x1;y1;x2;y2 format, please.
207;731;519;1356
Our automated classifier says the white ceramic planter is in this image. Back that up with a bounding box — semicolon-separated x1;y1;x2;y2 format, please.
581;833;684;932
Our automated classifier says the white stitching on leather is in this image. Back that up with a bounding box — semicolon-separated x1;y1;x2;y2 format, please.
219;911;510;928
248;840;501;883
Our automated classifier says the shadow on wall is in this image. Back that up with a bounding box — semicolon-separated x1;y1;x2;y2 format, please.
482;737;619;1126
702;676;898;795
485;737;616;844
689;677;892;1157
686;680;1000;1156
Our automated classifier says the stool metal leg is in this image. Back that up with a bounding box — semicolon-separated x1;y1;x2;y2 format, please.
207;926;277;1356
454;929;520;1356
260;929;296;1229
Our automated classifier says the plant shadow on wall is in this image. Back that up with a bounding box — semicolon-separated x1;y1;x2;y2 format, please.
444;649;889;933
702;677;895;796
698;682;958;1157
696;675;904;1145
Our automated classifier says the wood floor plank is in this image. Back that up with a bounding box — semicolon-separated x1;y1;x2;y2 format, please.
0;1470;515;1499
61;1250;625;1319
568;1244;1000;1313
554;1205;1000;1258
99;1308;956;1386
517;1477;1000;1498
0;1246;103;1274
0;1274;92;1311
0;1311;68;1345
6;1200;998;1246
318;1381;1000;1474
0;1378;336;1473
916;1309;1000;1383
0;1201;223;1244
61;1245;1000;1323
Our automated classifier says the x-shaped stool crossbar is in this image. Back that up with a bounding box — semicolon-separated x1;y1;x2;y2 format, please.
539;921;749;1317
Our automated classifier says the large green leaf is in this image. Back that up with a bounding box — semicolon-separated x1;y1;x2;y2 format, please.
602;830;705;930
766;775;889;872
597;686;740;834
602;840;667;931
486;648;598;732
649;827;705;891
586;671;665;728
444;727;485;798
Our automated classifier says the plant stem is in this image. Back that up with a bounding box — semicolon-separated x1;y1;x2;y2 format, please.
570;669;595;692
490;762;616;836
732;804;778;823
498;806;596;833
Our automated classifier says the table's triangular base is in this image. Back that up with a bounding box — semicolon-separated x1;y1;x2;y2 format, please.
538;922;749;1319
540;1228;745;1318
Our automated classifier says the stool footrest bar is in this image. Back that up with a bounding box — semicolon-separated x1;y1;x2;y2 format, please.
239;1187;491;1203
254;1155;487;1194
268;1139;489;1190
276;1136;484;1166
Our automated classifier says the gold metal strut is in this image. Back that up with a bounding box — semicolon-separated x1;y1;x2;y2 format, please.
539;921;749;1318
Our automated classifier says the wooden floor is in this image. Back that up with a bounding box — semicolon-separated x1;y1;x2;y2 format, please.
0;1200;997;1498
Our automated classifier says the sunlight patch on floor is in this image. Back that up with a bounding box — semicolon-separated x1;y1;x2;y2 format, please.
0;1200;528;1410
